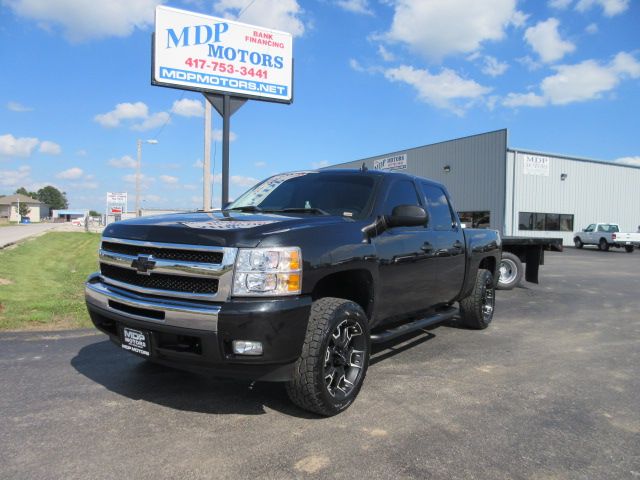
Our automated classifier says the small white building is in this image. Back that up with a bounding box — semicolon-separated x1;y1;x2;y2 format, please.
0;194;50;222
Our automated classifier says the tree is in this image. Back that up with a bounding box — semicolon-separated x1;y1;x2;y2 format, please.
15;187;38;199
89;210;100;217
37;186;68;210
18;202;31;218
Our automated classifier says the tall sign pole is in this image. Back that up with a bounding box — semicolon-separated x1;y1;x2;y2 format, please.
151;6;294;210
203;99;212;211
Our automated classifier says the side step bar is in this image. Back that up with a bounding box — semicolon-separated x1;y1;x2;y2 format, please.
370;307;458;343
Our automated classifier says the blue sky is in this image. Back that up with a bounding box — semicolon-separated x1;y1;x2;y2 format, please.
1;0;639;211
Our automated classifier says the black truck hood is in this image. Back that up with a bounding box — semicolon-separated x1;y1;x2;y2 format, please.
103;211;353;248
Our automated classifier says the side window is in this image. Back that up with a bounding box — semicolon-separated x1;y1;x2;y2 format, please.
383;180;421;216
421;183;455;231
585;224;595;232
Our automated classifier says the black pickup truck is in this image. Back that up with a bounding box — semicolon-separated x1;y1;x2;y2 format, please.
86;169;501;415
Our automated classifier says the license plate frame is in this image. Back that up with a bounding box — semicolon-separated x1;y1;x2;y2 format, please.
121;327;151;357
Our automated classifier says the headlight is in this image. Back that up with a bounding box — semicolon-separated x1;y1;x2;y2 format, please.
232;247;302;296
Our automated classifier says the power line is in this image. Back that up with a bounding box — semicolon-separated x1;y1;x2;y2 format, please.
238;0;258;19
153;91;185;140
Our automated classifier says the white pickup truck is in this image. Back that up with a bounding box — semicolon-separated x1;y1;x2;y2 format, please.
573;223;640;252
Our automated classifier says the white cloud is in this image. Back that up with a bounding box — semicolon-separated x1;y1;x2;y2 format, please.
382;0;523;59
76;149;87;156
482;56;509;76
39;140;62;155
7;101;33;112
95;102;148;128
4;0;162;42
384;65;491;115
524;18;575;63
575;0;629;16
335;0;373;15
212;129;237;142
254;161;267;168
585;23;599;34
504;51;640;107
171;98;204;118
614;156;640;166
349;58;366;73
0;165;31;187
70;179;99;190
0;134;39;157
548;0;572;8
55;167;83;179
502;92;547;107
131;111;170;131
231;175;259;188
159;174;179;185
213;0;305;37
193;159;204;168
123;173;155;189
312;160;329;169
108;155;136;169
377;45;395;62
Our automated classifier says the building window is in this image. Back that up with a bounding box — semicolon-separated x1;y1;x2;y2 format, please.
458;211;491;228
519;212;574;232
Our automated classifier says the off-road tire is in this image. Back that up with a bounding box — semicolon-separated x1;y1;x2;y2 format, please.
459;269;495;330
574;237;583;249
497;252;523;290
286;297;370;416
599;238;609;251
625;245;634;253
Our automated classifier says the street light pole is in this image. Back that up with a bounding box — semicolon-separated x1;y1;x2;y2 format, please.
135;139;158;218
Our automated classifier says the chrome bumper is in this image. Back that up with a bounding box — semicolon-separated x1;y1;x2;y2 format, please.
85;274;220;331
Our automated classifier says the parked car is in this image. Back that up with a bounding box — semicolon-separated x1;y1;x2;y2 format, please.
573;223;640;252
85;169;501;416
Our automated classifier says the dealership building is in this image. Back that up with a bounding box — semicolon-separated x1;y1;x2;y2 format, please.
332;129;640;245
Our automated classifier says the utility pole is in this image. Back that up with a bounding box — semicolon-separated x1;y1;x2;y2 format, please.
136;139;142;217
203;100;212;211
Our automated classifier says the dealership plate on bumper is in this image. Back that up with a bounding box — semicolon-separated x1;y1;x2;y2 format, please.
121;327;150;357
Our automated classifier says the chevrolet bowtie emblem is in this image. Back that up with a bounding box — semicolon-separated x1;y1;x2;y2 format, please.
131;254;156;275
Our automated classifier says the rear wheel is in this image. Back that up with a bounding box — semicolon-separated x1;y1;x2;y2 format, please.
459;269;495;330
574;237;583;249
497;252;523;290
625;245;634;253
286;297;370;416
599;238;609;251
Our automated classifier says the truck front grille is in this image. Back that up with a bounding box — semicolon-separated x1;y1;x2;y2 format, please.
98;237;236;301
100;263;219;294
101;241;223;264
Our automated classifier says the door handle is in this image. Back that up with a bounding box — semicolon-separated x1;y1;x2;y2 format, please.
421;242;433;252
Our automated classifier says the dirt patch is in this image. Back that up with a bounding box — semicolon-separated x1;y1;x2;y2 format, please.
294;455;330;474
0;277;13;285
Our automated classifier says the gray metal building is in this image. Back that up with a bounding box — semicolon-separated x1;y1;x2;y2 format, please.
332;129;640;245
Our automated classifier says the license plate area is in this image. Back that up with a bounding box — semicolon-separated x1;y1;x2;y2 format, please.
121;327;151;357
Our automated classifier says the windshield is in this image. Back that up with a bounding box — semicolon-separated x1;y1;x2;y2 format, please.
227;172;377;218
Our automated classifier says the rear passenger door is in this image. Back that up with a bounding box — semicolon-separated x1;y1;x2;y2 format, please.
419;182;466;304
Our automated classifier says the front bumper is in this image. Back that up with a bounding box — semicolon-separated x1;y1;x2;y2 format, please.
85;275;312;381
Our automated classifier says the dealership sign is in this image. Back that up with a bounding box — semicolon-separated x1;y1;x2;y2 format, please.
523;154;550;176
374;154;407;171
107;192;127;204
153;6;293;103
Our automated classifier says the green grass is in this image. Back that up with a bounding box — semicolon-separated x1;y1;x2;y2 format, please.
0;232;101;330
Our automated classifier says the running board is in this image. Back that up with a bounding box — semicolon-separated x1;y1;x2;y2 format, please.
370;307;458;343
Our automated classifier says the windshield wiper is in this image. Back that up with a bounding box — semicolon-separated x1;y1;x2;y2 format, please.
270;207;330;216
226;205;263;212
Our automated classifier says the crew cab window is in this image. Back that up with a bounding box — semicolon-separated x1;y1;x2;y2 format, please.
421;184;455;231
383;180;421;216
597;224;619;233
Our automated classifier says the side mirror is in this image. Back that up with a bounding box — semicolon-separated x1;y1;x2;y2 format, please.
387;205;427;228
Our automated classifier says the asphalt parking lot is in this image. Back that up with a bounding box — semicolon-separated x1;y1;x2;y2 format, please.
1;247;639;479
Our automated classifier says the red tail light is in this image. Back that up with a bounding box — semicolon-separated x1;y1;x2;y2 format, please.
612;233;617;240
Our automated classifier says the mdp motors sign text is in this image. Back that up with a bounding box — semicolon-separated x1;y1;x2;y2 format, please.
153;6;293;103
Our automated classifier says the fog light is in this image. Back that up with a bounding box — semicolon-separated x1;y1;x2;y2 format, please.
232;340;263;356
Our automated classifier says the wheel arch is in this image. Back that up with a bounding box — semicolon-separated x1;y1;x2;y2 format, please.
311;269;374;320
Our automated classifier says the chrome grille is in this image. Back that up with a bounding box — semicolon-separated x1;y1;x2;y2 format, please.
98;237;237;301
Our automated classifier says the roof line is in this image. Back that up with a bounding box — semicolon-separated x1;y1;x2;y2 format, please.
330;129;508;167
508;147;640;170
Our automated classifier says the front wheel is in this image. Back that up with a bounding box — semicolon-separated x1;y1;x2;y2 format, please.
286;297;370;416
625;245;634;253
574;237;583;249
459;269;495;330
